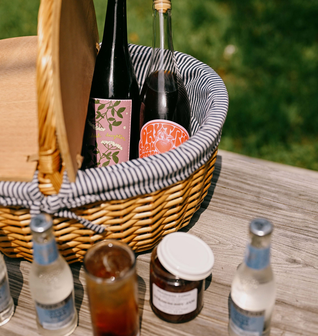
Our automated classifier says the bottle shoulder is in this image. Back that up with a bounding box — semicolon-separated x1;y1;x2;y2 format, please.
30;255;71;274
91;50;139;99
233;262;275;283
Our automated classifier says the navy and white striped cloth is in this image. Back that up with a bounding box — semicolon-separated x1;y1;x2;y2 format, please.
0;45;228;233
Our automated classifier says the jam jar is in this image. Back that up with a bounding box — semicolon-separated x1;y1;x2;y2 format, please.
150;232;214;323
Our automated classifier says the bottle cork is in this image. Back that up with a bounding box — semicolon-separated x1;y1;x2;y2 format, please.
153;0;171;12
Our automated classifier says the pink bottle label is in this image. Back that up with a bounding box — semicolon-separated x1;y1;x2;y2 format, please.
139;120;189;158
87;98;132;167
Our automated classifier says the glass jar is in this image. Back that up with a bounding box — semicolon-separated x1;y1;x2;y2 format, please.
149;232;214;323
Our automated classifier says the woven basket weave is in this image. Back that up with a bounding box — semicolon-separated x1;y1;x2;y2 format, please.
0;151;217;263
0;0;227;264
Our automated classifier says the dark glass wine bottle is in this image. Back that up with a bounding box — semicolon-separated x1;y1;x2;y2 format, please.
82;0;141;168
139;0;191;159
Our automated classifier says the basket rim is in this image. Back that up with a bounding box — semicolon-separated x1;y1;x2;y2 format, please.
0;45;228;234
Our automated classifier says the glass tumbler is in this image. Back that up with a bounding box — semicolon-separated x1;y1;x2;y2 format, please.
84;240;139;336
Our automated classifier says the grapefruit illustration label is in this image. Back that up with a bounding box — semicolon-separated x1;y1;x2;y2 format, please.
85;98;132;167
139;120;189;158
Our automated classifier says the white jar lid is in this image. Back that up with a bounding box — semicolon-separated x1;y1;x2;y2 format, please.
157;232;214;281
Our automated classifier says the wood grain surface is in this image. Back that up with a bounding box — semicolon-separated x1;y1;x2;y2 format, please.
2;149;318;336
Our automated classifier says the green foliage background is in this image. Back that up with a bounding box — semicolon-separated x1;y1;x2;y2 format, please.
1;0;317;170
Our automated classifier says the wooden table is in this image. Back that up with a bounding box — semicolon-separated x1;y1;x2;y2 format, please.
3;150;318;336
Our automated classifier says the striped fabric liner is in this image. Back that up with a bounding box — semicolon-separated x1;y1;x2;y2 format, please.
0;45;228;233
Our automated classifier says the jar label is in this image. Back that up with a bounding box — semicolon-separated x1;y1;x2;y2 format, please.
35;292;75;330
33;239;59;265
244;244;270;270
139;119;189;158
229;297;265;336
152;283;197;315
0;276;11;311
85;98;132;167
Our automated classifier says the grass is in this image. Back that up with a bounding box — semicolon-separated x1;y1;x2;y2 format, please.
1;0;317;171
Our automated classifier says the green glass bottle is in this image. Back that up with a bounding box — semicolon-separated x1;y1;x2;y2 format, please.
82;0;141;168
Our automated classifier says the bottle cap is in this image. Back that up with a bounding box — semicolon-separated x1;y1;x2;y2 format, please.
157;232;214;281
153;0;171;12
249;218;273;237
30;213;53;233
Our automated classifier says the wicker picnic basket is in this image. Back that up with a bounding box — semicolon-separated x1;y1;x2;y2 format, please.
0;0;228;263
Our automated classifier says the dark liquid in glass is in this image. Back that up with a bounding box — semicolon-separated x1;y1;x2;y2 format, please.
84;242;139;336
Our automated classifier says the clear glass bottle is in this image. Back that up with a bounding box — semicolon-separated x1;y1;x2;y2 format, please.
29;214;78;336
229;218;276;336
0;253;14;326
139;0;191;158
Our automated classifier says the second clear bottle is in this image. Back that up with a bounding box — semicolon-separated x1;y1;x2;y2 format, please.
139;0;191;158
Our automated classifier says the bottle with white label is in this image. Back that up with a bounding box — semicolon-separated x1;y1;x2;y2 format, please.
0;253;14;326
29;214;77;335
229;218;276;336
139;0;191;158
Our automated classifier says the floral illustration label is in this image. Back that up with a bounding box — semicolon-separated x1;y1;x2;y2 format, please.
139;119;189;158
85;98;132;167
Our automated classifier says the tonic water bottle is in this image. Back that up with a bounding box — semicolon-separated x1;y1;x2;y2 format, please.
0;253;14;325
29;214;78;335
229;218;276;336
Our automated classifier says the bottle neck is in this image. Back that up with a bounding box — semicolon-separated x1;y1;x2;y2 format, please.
32;227;59;265
101;0;128;50
148;6;176;75
244;233;272;270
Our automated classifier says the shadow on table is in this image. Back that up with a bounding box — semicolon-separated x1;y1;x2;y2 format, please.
205;273;213;291
70;262;85;318
5;256;23;310
201;154;222;209
180;153;222;232
137;275;146;329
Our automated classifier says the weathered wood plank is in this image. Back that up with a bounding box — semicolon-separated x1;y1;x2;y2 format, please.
1;150;318;335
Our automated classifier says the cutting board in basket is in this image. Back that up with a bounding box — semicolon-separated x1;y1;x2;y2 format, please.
0;36;38;182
